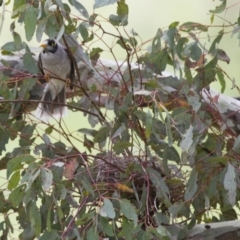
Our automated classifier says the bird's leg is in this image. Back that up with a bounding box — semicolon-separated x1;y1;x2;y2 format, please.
44;73;50;82
66;78;71;88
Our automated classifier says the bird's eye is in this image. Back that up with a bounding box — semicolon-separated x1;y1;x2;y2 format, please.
51;42;55;47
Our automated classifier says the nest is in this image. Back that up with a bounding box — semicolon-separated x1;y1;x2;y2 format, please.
95;155;185;218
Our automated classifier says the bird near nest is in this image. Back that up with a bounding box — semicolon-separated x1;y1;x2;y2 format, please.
35;39;75;122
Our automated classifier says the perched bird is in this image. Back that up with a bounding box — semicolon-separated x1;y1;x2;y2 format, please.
35;39;75;121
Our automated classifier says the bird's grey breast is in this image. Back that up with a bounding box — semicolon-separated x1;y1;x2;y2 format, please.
40;46;71;79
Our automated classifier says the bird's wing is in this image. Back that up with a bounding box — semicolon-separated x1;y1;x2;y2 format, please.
38;53;45;75
64;48;75;90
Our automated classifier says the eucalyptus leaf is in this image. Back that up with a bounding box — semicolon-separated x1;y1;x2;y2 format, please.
24;5;37;41
36;18;48;42
68;0;89;18
8;184;26;207
100;198;116;219
7;170;20;190
120;199;138;227
23;52;38;74
41;168;53;191
209;0;226;14
180;125;193;152
223;163;236;206
184;168;198;201
7;155;35;178
94;0;117;9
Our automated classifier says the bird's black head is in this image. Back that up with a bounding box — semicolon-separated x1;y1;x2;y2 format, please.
40;39;58;53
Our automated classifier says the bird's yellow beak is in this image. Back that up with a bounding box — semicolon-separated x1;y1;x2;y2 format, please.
40;43;47;49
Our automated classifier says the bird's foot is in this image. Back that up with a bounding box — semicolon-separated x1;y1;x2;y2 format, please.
44;73;50;82
66;78;71;88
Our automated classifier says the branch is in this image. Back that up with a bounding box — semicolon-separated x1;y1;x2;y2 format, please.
1;36;240;134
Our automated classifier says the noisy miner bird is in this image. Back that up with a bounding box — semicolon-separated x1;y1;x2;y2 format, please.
35;39;75;121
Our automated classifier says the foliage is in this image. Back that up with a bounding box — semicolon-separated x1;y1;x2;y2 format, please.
0;0;240;239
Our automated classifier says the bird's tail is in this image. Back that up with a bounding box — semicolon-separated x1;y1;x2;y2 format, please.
35;86;67;122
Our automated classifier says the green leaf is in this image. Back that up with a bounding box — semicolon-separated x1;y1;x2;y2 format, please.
41;168;53;191
148;168;170;206
209;30;223;55
82;33;94;43
19;124;37;147
10;78;37;118
209;0;226;14
55;24;65;42
90;47;103;63
100;198;115;219
98;216;114;236
37;1;42;20
223;163;236;206
89;13;98;26
118;217;134;239
80;178;95;197
116;38;133;51
184;168;198;201
79;23;89;41
68;0;89;18
94;0;117;9
164;107;173;147
117;0;128;17
113;141;132;154
46;208;52;232
24;5;37;41
176;37;188;60
184;42;202;61
7;170;20;190
169;21;179;28
169;203;184;219
55;0;66;17
0;128;9;155
7;155;35;178
154;212;169;225
45;16;58;39
216;68;226;93
193;56;218;91
180;125;193;152
180;22;208;32
145;109;152;139
108;0;128;26
109;14;122;26
87;227;98;240
12;31;22;50
39;230;60;240
111;123;126;139
78;128;98;137
216;49;230;64
12;0;26;17
36;18;48;42
120;199;138;226
23;51;39;74
164;146;180;163
152;28;162;52
208;156;228;165
30;202;41;237
163;27;177;50
1;41;17;52
8;184;26;207
94;126;109;143
232;135;240;154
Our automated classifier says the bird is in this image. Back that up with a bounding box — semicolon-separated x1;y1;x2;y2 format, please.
35;39;75;122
